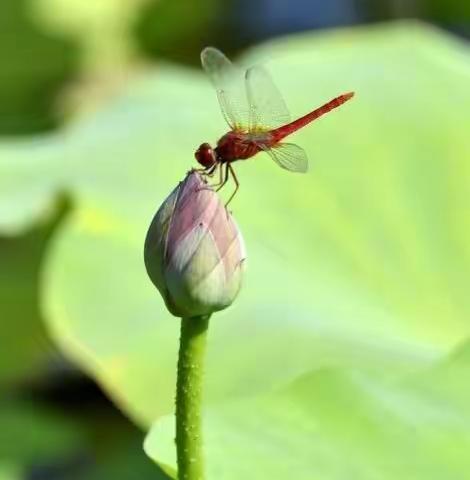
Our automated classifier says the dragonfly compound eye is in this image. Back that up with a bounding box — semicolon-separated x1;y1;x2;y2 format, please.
195;143;216;168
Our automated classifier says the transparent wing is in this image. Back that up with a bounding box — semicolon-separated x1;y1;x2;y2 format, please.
245;65;291;132
201;47;250;130
261;143;309;173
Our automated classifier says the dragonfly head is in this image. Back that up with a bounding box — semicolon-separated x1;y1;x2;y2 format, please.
195;142;216;168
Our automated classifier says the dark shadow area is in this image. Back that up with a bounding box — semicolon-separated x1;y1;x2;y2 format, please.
0;197;170;479
134;0;470;66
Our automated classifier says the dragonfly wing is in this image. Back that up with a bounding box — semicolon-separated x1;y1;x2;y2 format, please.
245;65;291;131
201;47;250;130
261;143;309;173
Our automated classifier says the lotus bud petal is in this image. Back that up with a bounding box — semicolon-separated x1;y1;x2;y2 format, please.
144;171;246;318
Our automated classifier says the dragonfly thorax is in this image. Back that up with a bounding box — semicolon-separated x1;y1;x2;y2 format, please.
195;142;217;168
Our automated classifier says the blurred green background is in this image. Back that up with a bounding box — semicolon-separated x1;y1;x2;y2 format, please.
1;0;470;479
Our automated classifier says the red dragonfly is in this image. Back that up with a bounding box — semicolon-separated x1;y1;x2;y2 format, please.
195;47;354;204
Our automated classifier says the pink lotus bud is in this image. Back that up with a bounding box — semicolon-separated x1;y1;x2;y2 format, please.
144;171;246;318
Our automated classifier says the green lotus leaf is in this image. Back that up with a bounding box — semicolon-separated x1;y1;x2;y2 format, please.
0;399;172;480
0;21;469;436
0;464;20;480
145;343;470;479
0;401;85;467
35;0;146;72
0;205;66;385
0;0;76;134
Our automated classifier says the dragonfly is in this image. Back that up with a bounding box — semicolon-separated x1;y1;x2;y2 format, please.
195;47;354;204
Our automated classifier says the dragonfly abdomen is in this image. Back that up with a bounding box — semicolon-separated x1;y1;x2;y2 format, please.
270;92;355;143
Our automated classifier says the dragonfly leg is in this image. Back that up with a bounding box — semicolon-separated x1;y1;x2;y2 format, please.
206;163;218;176
192;163;218;177
209;163;226;189
224;164;239;207
195;164;220;193
215;163;230;193
192;167;209;175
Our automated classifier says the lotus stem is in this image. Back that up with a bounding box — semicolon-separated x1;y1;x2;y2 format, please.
175;315;210;480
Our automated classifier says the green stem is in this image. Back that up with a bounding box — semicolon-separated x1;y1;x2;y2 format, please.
176;315;210;480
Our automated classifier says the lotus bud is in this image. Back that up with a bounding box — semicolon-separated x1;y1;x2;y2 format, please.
144;171;246;318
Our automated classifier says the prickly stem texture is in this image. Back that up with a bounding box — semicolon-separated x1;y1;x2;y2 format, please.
176;315;210;480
